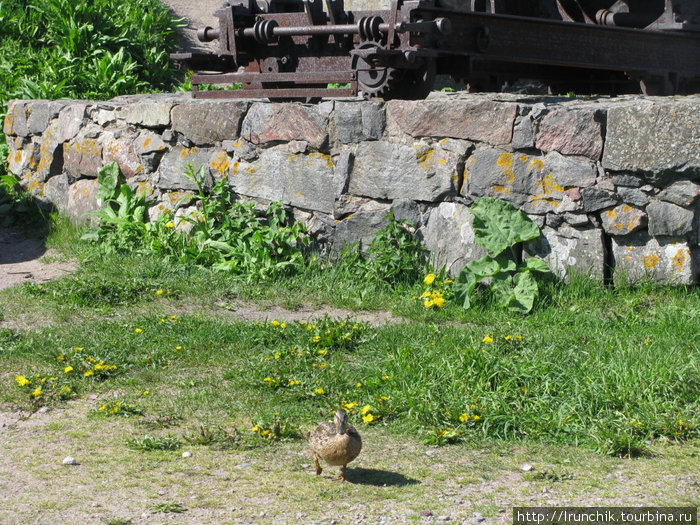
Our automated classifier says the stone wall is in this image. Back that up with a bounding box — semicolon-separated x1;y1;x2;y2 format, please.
4;92;700;283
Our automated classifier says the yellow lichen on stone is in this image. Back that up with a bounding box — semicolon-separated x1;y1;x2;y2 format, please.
642;254;659;270
493;185;511;195
168;191;181;203
209;152;230;178
672;248;688;272
622;205;632;212
536;173;564;196
245;166;256;175
606;209;617;219
497;152;513;168
503;168;515;184
528;159;544;171
142;138;152;150
231;161;240;175
416;148;435;168
519;154;528;163
180;147;197;159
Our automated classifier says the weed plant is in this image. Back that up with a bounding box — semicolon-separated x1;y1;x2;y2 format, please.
0;0;181;107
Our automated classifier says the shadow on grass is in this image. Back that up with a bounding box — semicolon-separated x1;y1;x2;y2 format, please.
346;467;420;486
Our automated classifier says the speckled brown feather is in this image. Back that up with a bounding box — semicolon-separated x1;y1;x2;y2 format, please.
307;411;362;478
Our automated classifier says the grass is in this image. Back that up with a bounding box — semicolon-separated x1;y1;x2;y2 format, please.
2;221;699;457
0;219;698;521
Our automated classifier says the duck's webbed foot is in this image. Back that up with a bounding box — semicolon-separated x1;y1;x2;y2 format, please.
332;465;347;482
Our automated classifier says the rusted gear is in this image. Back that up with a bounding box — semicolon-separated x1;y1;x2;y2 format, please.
351;41;398;97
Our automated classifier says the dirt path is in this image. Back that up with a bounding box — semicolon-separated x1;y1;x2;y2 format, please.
0;229;76;291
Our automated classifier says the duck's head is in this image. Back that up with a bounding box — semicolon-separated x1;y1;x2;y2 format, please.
333;408;349;434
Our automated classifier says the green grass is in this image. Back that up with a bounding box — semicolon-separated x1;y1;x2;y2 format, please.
2;220;699;459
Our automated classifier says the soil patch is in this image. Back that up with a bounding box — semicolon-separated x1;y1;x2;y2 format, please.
0;228;76;291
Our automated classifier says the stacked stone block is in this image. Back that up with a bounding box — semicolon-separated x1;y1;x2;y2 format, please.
4;92;699;283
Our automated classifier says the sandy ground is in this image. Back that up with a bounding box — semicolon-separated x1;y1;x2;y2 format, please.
0;229;76;292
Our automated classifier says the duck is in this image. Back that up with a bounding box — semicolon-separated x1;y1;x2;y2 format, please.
306;408;362;482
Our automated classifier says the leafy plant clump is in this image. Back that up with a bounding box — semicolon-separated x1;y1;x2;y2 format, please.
83;162;311;281
0;0;182;106
334;210;426;288
454;197;552;313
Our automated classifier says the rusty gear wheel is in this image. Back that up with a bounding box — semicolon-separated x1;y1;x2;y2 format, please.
351;41;398;97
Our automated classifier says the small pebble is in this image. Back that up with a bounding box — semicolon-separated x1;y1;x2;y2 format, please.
419;510;433;517
438;516;452;522
521;463;534;471
425;449;438;456
158;490;167;496
62;456;78;465
182;451;192;458
91;502;100;508
236;461;252;469
37;407;52;414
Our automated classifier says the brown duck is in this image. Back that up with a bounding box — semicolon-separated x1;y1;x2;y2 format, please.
306;408;362;482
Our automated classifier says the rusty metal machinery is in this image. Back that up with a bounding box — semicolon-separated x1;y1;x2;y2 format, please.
171;0;700;99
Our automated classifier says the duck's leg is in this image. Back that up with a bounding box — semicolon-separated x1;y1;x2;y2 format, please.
311;450;322;475
332;465;347;482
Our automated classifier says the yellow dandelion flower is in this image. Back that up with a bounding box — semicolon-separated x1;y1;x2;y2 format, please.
156;289;163;295
176;346;182;350
472;415;481;421
74;347;83;351
382;375;390;381
424;273;435;285
166;221;175;228
482;335;493;344
280;322;286;329
319;363;328;369
142;390;150;395
356;382;363;388
459;413;469;422
362;413;375;424
318;349;327;355
312;336;321;343
421;291;431;298
84;370;94;377
424;299;434;308
15;376;30;387
344;402;358;410
251;425;260;432
288;380;300;386
260;429;271;437
360;405;372;415
64;366;74;373
32;387;42;398
98;405;106;411
314;388;325;395
378;396;389;402
271;320;280;327
433;296;446;308
274;353;281;359
443;279;453;285
57;355;65;362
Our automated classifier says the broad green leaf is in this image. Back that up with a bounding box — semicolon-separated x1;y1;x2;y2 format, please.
522;257;551;274
490;272;515;309
96;162;123;201
511;270;539;313
453;269;477;309
469;197;541;257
